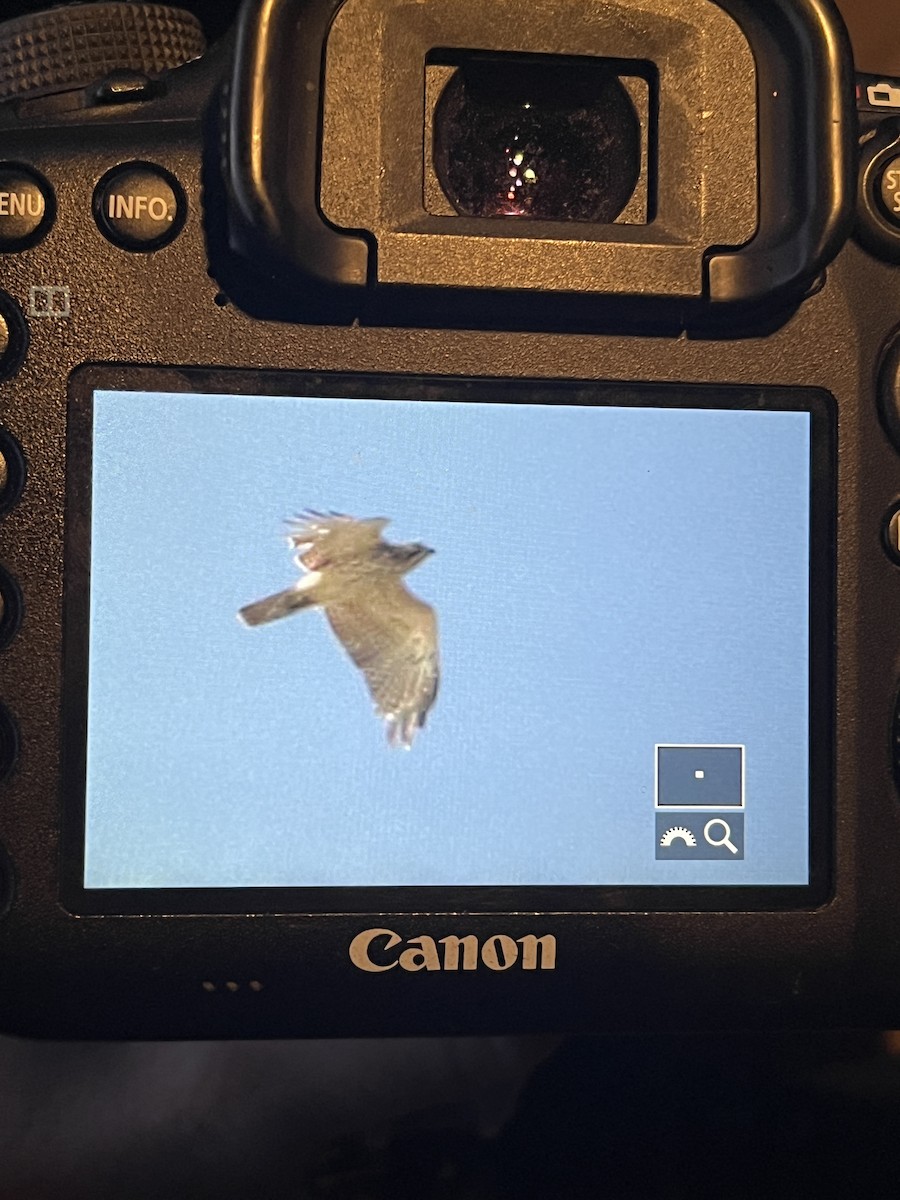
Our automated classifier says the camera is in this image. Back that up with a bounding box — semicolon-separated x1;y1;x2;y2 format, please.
0;0;897;1038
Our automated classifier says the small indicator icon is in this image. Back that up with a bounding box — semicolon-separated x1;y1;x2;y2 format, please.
27;284;71;319
660;826;697;848
868;81;900;108
704;818;739;856
655;813;745;860
655;745;744;809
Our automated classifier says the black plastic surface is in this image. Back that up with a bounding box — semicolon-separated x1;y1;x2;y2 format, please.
707;0;856;305
0;843;11;917
227;0;370;290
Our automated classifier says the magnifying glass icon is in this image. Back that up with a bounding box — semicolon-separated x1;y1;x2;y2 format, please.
704;818;739;855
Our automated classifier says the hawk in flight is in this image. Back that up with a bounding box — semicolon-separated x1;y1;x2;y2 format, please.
238;512;439;748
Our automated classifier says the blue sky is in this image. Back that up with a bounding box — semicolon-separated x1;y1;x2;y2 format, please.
83;388;812;888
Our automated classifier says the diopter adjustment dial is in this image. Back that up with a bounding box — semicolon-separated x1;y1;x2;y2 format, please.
0;3;206;103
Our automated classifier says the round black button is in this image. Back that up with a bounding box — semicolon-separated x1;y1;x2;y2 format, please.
0;164;54;251
877;156;900;227
879;331;900;451
0;703;18;785
0;428;26;516
885;503;900;565
93;162;186;251
0;291;28;381
858;119;900;262
0;567;22;651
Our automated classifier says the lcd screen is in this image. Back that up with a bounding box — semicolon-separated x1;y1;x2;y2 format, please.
64;373;829;903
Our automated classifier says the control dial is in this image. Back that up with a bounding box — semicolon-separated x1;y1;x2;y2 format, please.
0;3;206;103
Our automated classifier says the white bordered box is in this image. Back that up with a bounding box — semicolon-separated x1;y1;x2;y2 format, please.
654;744;746;810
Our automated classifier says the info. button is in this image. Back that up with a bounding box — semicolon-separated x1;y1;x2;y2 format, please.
93;162;186;252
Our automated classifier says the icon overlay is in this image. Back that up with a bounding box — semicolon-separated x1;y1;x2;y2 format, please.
655;745;745;861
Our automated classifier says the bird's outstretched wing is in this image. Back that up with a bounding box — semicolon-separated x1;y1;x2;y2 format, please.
237;571;321;626
287;511;390;570
324;579;439;749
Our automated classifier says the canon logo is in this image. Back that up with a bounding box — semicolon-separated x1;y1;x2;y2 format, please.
348;928;557;973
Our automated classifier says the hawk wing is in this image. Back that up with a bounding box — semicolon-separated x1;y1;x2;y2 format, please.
324;579;439;749
287;512;390;570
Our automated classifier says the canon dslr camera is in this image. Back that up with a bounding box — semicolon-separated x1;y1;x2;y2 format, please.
0;0;897;1037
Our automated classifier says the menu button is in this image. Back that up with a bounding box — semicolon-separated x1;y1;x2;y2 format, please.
0;165;54;251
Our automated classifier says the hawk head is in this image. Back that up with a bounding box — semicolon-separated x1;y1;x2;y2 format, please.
383;542;434;574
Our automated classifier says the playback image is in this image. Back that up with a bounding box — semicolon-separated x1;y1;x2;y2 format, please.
81;388;811;889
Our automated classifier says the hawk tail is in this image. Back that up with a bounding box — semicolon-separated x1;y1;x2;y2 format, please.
238;587;315;627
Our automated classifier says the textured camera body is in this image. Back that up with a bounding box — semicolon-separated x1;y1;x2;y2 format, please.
0;0;899;1038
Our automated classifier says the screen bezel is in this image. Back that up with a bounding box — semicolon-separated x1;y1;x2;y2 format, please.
60;366;835;915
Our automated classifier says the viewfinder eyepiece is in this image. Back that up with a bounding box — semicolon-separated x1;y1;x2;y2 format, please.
432;57;642;223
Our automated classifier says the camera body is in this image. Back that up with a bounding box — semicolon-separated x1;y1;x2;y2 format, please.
0;0;899;1038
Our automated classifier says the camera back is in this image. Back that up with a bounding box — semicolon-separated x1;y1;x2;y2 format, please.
0;0;897;1038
